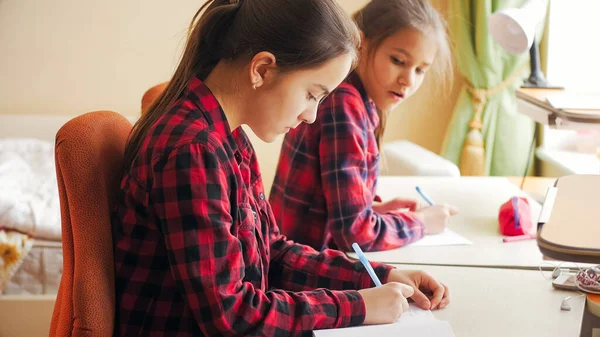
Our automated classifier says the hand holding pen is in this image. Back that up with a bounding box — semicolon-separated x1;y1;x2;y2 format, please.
414;186;459;234
353;243;415;324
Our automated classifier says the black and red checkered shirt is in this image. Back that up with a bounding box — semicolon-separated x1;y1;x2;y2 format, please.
270;73;425;252
112;76;393;336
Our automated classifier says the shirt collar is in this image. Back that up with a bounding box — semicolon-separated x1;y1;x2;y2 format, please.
184;76;253;165
345;71;379;127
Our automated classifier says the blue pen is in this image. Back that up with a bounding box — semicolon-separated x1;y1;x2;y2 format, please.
415;186;435;206
352;242;382;287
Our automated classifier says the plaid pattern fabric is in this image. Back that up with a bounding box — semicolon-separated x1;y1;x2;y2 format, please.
112;77;393;336
270;73;425;252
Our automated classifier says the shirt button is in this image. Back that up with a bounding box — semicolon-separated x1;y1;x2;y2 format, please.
259;192;265;200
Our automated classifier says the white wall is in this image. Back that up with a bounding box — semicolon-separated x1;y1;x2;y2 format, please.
0;0;462;190
0;0;201;116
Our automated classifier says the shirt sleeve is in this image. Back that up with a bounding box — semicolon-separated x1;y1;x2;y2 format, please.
268;229;393;293
151;142;368;336
318;92;425;252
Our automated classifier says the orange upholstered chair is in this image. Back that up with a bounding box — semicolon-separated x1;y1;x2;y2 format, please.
50;111;132;337
141;81;168;114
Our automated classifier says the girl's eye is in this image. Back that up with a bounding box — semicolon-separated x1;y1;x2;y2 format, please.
307;92;317;101
391;56;405;66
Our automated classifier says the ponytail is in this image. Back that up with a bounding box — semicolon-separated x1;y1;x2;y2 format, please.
123;0;359;171
123;0;243;170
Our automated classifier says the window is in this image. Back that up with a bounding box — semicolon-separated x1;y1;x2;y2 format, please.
536;0;600;176
545;1;600;92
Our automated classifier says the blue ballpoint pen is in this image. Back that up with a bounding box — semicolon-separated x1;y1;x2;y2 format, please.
352;242;382;287
415;186;435;206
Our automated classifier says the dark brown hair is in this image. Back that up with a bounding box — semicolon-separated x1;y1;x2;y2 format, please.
123;0;360;170
353;0;453;148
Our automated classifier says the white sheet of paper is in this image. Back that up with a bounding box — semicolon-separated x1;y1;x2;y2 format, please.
395;304;435;325
313;304;454;337
408;229;472;247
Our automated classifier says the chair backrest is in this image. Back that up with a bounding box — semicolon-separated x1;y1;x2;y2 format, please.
141;82;169;114
50;111;132;337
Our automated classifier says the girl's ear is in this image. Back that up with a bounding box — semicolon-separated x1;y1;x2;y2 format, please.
358;31;370;57
248;51;277;89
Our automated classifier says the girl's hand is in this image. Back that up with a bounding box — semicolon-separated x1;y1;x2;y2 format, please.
386;269;450;310
414;204;458;234
358;282;414;324
373;197;424;213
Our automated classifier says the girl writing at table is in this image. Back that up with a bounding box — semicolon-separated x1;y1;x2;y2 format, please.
270;0;459;252
111;0;450;336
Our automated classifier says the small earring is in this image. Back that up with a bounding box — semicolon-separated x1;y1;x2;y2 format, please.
252;83;257;90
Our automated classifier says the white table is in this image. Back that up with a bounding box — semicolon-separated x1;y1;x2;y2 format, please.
392;264;585;337
346;177;560;269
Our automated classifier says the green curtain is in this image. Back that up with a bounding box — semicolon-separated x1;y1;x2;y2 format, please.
441;0;542;176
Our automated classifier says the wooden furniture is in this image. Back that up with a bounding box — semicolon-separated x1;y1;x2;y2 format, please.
517;88;600;177
581;294;600;337
507;176;556;195
0;295;56;337
517;88;600;128
537;175;600;263
507;176;557;202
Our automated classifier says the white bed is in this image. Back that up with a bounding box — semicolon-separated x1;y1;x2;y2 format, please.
0;137;62;295
3;240;63;295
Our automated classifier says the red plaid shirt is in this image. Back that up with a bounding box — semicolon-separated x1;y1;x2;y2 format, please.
270;73;425;252
112;77;393;337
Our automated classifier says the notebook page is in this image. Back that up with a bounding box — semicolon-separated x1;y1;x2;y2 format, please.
409;228;472;247
395;303;435;325
313;320;454;337
313;304;455;337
